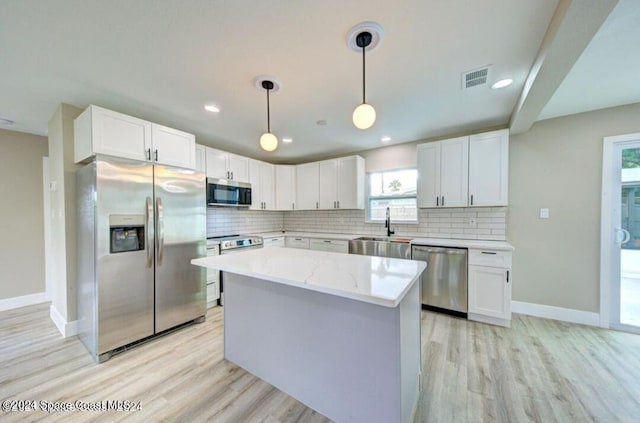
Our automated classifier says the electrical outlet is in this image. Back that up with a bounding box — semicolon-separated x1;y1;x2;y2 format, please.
539;208;549;219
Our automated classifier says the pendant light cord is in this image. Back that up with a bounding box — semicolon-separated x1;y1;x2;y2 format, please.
362;43;366;104
266;87;271;133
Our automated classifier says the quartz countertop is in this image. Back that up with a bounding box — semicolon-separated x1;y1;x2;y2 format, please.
410;237;514;251
191;247;426;308
255;231;513;250
257;231;359;241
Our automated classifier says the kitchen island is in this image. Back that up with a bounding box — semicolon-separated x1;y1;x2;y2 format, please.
192;247;425;422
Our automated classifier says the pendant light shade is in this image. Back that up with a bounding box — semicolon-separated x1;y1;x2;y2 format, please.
353;31;375;130
259;132;278;152
352;103;376;130
259;79;278;152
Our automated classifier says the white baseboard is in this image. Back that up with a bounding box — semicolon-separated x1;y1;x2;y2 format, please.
49;304;79;337
0;292;48;312
511;301;600;327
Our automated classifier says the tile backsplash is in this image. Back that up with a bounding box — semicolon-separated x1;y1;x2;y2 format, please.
206;208;283;237
207;207;507;241
283;207;507;240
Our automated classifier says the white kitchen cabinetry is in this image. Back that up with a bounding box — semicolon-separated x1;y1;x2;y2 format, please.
74;105;196;169
285;237;310;249
417;137;468;208
275;165;296;210
296;163;320;210
195;144;206;173
310;239;349;254
468;249;512;327
468;129;509;207
318;156;365;209
206;244;220;308
249;159;275;210
263;236;285;247
205;147;249;183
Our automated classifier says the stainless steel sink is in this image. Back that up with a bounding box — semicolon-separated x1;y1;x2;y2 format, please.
348;237;413;259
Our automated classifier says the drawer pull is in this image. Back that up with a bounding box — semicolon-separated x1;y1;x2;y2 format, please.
481;251;497;255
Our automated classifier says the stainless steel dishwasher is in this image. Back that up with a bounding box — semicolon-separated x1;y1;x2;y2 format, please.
411;245;468;317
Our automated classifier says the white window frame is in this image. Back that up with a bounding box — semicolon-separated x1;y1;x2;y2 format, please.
365;167;419;224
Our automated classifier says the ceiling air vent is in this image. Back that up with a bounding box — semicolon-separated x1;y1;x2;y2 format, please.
462;66;491;89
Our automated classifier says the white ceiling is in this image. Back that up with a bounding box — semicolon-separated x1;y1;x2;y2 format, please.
0;0;635;163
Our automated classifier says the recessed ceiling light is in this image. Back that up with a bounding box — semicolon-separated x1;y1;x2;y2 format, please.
381;136;391;142
204;104;220;113
0;117;14;125
491;78;513;89
282;137;293;143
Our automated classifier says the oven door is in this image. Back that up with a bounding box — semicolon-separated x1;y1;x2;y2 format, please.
207;178;251;206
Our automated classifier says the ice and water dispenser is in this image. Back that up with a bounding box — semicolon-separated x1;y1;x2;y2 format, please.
109;215;145;253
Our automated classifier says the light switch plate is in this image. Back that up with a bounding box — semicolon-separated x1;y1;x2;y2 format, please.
539;208;549;219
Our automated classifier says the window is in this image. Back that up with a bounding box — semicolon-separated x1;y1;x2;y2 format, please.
367;168;418;222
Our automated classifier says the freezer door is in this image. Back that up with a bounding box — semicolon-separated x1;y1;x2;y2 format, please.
154;165;206;332
96;157;155;355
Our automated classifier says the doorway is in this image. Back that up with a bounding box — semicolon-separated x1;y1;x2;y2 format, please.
601;133;640;333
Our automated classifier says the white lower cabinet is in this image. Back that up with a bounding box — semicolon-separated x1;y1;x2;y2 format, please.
263;236;285;247
309;239;349;254
206;244;220;307
285;237;310;249
467;249;512;327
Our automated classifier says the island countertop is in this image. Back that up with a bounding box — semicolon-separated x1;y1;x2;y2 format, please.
191;247;426;308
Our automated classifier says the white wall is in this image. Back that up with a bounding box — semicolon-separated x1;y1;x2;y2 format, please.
0;129;48;300
509;102;640;313
47;104;82;331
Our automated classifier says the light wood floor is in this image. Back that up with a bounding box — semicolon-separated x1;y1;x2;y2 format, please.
1;304;640;422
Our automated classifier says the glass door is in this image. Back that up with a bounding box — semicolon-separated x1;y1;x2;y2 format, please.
611;143;640;333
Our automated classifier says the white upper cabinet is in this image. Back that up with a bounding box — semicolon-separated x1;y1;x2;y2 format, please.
151;123;196;169
249;159;275;210
195;144;206;173
468;129;509;207
308;156;365;210
319;160;338;209
296;162;320;210
74;105;195;169
205;147;249;183
336;156;365;209
417;137;468;208
275;165;296;210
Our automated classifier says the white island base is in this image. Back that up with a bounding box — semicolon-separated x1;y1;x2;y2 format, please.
223;272;421;422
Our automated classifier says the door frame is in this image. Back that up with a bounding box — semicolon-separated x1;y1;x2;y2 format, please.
600;132;640;329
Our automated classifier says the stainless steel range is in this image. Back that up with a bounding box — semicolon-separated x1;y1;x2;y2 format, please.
206;234;263;305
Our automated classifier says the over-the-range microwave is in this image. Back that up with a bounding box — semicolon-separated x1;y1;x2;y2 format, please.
207;178;252;207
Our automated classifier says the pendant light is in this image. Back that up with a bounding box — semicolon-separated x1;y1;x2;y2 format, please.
352;31;375;130
348;22;383;130
259;80;278;152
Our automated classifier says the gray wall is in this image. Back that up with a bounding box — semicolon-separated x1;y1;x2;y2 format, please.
0;128;48;299
508;102;640;313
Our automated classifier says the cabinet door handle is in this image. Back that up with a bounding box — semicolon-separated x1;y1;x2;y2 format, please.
231;171;234;180
337;200;340;208
507;271;510;283
333;201;336;208
442;196;444;206
226;171;230;179
316;202;319;209
436;196;439;206
154;149;158;162
292;203;295;210
470;194;474;206
146;148;151;161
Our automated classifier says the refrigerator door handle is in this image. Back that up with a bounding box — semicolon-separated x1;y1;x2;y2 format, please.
156;197;164;266
146;197;153;268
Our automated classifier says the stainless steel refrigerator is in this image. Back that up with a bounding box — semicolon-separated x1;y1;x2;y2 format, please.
77;155;206;363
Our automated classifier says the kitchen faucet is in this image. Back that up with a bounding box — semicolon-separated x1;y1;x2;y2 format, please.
385;207;395;237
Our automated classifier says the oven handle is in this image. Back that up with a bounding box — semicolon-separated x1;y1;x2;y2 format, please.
220;245;264;255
